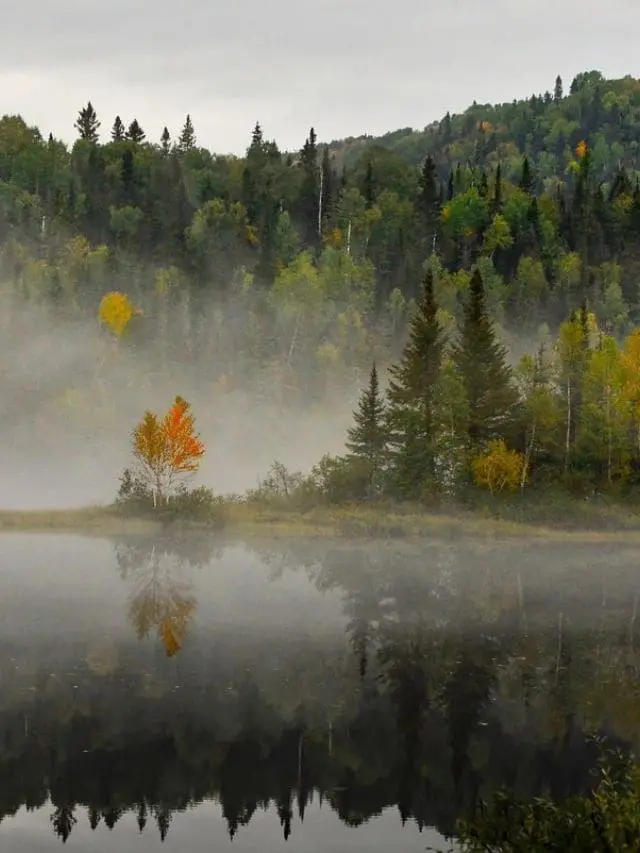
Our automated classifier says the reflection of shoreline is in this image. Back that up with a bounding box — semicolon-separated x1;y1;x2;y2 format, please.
2;537;640;845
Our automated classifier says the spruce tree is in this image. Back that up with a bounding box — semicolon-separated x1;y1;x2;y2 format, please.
520;156;534;194
298;127;320;247
126;119;145;144
160;126;171;154
346;362;387;489
554;74;564;102
74;101;100;143
493;163;503;211
111;116;125;142
452;268;519;444
418;155;440;252
320;145;335;229
387;270;445;495
178;114;196;151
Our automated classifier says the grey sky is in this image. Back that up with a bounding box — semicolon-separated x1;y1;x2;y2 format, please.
1;0;639;154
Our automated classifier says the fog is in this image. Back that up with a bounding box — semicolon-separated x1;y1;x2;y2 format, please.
0;292;358;509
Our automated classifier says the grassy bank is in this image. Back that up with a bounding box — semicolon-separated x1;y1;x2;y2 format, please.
2;490;640;542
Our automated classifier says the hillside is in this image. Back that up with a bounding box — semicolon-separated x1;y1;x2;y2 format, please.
327;69;640;184
4;71;640;507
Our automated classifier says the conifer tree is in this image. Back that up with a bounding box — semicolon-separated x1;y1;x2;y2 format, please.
345;362;387;489
493;163;503;211
418;155;440;252
554;74;564;102
453;268;519;444
520;156;534;194
126;119;145;144
298;127;320;247
319;145;335;230
74;101;100;143
111;116;125;142
160;126;171;154
178;114;196;151
387;270;445;495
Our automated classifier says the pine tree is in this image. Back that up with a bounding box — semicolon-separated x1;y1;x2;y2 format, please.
111;116;125;142
346;363;387;489
418;155;440;252
126;119;145;144
493;163;503;211
74;101;100;143
319;145;335;230
520;156;534;194
298;127;320;247
453;268;519;445
160;126;171;154
178;114;196;151
387;270;445;495
554;74;564;102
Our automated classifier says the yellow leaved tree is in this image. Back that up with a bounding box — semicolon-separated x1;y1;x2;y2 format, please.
132;396;206;505
472;439;525;495
98;290;140;338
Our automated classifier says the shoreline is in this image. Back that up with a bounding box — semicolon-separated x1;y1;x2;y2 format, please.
2;498;640;543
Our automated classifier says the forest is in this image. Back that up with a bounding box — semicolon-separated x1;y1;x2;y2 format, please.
6;69;640;507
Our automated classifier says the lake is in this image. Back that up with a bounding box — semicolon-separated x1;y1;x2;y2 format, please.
1;531;640;850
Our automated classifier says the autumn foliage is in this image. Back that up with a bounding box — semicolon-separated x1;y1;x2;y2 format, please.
472;440;526;495
98;291;140;337
132;396;205;503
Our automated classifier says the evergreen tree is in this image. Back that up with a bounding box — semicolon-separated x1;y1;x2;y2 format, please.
160;126;171;154
452;268;519;444
178;114;196;151
345;362;387;490
126;119;146;144
319;145;335;230
111;115;125;142
493;163;503;211
418;155;440;252
554;74;564;102
520;156;534;194
387;270;445;495
362;160;375;208
298;127;320;248
74;101;100;143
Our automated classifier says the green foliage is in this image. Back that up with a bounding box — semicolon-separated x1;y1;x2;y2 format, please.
454;751;640;853
345;363;387;491
115;468;223;525
452;269;519;445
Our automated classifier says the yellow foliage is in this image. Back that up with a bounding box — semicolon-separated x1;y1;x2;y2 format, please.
472;440;525;494
98;291;140;337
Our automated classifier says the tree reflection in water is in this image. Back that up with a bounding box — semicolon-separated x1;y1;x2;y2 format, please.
1;537;640;845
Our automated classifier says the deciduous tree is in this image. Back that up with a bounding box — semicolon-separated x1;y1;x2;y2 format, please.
132;396;205;504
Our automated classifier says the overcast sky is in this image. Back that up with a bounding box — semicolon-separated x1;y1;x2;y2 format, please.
1;0;638;154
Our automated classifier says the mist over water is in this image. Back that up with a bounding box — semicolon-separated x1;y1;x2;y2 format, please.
2;531;640;849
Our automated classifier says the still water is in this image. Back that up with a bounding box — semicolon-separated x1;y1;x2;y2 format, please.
1;531;640;850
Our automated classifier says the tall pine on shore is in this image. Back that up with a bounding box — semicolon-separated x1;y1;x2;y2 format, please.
386;269;445;497
453;268;519;446
345;362;387;492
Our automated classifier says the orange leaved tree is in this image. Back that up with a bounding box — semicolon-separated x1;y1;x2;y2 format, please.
132;396;205;505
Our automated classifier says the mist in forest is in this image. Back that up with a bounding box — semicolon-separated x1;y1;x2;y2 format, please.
0;295;357;509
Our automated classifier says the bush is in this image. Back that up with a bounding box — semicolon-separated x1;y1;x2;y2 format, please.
310;454;374;503
115;468;225;526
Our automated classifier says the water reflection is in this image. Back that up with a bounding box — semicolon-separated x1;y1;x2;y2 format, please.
1;534;640;847
115;536;217;657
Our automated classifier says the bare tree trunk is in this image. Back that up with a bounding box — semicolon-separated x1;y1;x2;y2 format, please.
521;422;536;492
564;380;572;474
